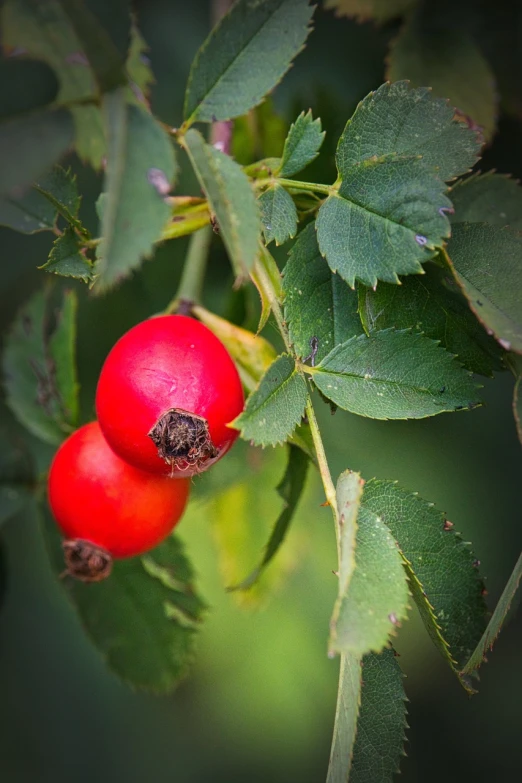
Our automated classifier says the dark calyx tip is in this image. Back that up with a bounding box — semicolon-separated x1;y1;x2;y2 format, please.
148;407;218;472
62;539;113;583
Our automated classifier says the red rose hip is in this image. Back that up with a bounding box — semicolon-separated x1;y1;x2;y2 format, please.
48;422;191;581
95;314;244;476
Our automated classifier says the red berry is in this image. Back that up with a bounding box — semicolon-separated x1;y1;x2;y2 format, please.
48;422;190;582
95;314;244;476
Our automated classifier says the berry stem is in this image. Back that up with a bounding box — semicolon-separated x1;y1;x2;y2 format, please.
167;225;213;311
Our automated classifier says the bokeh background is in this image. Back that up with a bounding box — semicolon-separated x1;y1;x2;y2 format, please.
1;2;521;781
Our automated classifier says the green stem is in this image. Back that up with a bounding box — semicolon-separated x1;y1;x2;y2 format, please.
255;178;332;195
252;244;339;548
305;397;340;554
165;225;212;312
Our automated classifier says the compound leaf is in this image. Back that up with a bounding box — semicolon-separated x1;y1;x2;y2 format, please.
233;354;308;446
184;0;315;124
278;110;325;177
311;328;481;420
316;81;482;287
184;128;259;280
95;89;177;291
283;224;364;363
358;263;503;376
259;184;298;245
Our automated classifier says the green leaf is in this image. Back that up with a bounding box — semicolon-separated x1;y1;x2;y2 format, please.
56;0;129;93
3;0;140;168
288;420;316;463
335;81;481;183
278;110;325;177
326;652;362;783
0;423;35;530
349;648;408;783
0;57;59;118
0;486;32;530
450;171;522;231
127;22;155;99
283;223;364;364
362;480;487;679
233;354;308;446
95;89;177;291
183;0;315;124
232;97;287;165
3;288;79;445
47;290;80;428
40;228;93;283
388;19;497;140
0;188;56;234
192;305;277;391
183;128;260;280
317;78;483;286
34;166;85;235
324;0;415;23
203;445;301;607
358;263;503;376
0;108;74;199
252;245;285;332
48;524;205;692
316;156;452;288
509;354;522;445
0;54;73;197
259;184;298;245
334;470;365;600
329;507;410;657
311;328;481;420
229;444;309;590
462;552;522;676
447;222;522;354
73;105;107;169
2;0;104;167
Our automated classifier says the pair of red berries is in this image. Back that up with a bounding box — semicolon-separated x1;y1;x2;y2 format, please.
48;314;244;582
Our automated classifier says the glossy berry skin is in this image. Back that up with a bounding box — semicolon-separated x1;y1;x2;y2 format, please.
95;314;244;476
48;422;190;560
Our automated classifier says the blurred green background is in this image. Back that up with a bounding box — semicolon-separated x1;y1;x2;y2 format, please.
1;2;521;781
